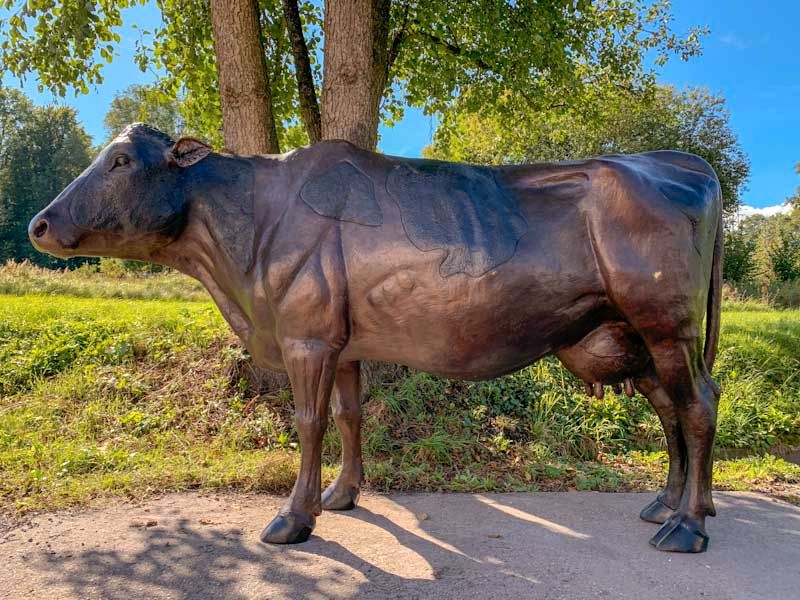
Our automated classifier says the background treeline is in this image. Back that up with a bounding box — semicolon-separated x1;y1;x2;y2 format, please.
0;84;181;271
723;200;800;307
0;88;92;268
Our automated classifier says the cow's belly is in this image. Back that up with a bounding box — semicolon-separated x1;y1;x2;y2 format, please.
340;255;606;380
346;296;606;380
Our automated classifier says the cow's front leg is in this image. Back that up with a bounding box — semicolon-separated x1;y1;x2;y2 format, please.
260;339;338;544
322;361;362;510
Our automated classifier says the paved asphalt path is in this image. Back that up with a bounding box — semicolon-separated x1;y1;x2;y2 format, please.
1;491;798;599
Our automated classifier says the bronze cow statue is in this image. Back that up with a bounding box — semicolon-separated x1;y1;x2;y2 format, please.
30;124;722;553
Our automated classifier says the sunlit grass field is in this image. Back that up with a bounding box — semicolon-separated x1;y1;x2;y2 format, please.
1;263;798;513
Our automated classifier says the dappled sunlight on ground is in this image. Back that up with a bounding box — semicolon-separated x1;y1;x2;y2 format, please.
475;494;591;540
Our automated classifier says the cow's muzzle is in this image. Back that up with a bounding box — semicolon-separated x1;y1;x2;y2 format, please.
28;208;81;257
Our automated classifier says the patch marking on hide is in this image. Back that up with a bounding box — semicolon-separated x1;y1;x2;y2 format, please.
386;163;528;277
300;161;382;226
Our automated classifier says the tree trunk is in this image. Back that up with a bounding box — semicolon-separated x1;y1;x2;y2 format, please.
282;0;322;144
321;0;391;150
320;1;400;395
210;0;280;154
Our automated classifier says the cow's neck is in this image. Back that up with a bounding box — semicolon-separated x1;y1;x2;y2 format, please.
154;154;271;341
158;215;255;340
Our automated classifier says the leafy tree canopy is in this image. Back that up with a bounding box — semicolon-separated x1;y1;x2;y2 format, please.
788;162;800;212
747;213;800;284
1;0;706;148
425;85;749;215
103;84;183;141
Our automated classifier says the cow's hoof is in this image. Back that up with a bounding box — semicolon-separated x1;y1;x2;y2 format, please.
259;512;314;545
640;497;675;524
649;514;708;553
321;482;360;511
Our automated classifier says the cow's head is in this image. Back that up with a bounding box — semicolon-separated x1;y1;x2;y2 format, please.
29;123;212;260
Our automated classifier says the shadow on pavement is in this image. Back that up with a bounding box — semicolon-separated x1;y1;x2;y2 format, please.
34;493;597;599
29;491;799;599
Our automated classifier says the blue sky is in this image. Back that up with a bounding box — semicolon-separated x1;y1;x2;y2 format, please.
2;0;798;208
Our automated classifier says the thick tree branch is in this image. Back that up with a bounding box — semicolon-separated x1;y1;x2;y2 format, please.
417;28;491;71
281;0;322;144
382;4;410;89
371;0;392;106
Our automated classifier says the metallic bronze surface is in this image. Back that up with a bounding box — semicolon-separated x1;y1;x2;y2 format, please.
30;124;723;553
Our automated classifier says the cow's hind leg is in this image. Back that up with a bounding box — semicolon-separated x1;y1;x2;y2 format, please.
645;339;719;553
636;372;687;524
321;361;363;511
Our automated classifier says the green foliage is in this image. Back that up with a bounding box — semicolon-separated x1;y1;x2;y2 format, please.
131;0;322;149
724;229;757;284
768;227;800;282
97;257;165;276
382;0;705;126
787;162;800;212
103;84;183;141
723;167;800;306
727;280;800;310
1;0;704;149
0;86;94;267
769;280;800;307
426;85;749;215
0;0;141;96
0;268;797;512
0;85;33;154
734;206;800;290
713;311;800;451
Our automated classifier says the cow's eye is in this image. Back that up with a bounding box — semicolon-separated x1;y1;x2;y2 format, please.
111;155;131;170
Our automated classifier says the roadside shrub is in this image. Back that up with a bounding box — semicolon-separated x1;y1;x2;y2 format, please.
723;280;800;309
724;229;757;284
99;258;165;276
0;260;206;301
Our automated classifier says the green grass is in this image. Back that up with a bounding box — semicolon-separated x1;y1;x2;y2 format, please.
1;270;798;513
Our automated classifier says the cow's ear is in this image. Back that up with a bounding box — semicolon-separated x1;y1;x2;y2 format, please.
169;137;212;168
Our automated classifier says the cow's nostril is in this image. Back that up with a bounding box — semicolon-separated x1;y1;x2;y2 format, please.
32;219;49;239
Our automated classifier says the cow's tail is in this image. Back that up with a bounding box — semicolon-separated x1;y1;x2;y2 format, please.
703;194;723;373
